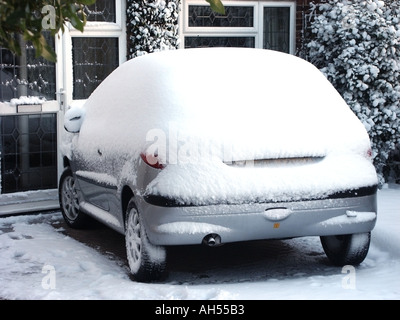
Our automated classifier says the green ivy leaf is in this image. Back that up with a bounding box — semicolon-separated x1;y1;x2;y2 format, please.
206;0;225;15
69;13;85;32
79;0;96;5
0;0;93;61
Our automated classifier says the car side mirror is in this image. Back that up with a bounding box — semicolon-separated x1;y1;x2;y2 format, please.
64;106;85;133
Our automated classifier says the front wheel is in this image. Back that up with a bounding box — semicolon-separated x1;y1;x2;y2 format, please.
125;198;167;282
320;232;371;266
59;168;89;229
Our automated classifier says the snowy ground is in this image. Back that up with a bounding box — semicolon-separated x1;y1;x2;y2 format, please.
0;184;399;301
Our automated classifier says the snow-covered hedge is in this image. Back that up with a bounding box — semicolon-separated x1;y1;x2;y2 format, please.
126;0;180;58
305;0;400;185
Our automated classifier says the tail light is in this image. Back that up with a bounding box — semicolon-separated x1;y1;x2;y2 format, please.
365;148;373;160
140;152;166;169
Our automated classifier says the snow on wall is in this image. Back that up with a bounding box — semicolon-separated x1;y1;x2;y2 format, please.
126;0;181;58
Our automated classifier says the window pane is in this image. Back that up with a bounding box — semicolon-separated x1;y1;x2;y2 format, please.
26;34;56;100
84;0;116;22
0;114;57;193
72;38;119;100
263;7;290;53
185;36;255;48
189;5;254;27
0;33;56;101
0;48;17;101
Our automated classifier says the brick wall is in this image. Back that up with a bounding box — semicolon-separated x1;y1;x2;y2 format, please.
295;0;321;55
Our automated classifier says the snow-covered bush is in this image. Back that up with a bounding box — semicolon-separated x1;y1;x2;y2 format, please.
126;0;180;58
305;0;400;185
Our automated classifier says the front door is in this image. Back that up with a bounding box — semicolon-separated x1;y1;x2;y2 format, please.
0;0;126;215
0;32;61;215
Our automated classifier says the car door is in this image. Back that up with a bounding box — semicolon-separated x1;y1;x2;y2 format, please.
64;106;120;220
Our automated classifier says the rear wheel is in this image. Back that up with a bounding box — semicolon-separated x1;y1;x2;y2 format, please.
320;232;371;266
125;198;167;282
59;168;89;229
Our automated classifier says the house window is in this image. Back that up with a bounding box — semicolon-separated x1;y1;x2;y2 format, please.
263;6;291;52
188;5;254;27
0;113;57;193
0;33;56;102
84;0;116;22
182;1;295;54
68;0;125;100
72;38;119;100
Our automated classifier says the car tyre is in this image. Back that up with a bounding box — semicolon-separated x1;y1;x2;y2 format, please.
59;168;89;229
320;232;371;266
125;198;167;282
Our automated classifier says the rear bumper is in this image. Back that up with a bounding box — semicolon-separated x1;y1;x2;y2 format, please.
138;187;377;246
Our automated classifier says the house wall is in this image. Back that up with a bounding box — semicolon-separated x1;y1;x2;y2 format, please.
295;0;315;54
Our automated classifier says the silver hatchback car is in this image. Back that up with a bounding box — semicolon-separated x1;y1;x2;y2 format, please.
59;48;378;282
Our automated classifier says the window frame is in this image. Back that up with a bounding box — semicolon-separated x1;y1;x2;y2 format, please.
0;33;58;106
259;1;296;54
62;0;127;105
68;0;125;35
183;1;259;34
180;0;296;54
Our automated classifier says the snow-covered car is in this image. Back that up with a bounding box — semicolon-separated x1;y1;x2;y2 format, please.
59;47;378;282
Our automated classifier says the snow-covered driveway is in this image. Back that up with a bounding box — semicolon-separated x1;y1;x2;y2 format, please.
0;184;399;300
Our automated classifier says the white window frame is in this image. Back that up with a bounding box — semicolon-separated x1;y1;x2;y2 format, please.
181;0;259;47
259;1;296;54
0;35;60;112
180;0;295;54
60;0;127;108
182;0;259;34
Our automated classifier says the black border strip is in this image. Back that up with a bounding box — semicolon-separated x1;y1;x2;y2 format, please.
144;185;378;208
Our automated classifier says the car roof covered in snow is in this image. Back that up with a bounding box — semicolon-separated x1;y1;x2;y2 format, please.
74;47;370;161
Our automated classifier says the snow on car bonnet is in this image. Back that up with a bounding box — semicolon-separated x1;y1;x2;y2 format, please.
76;48;377;204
